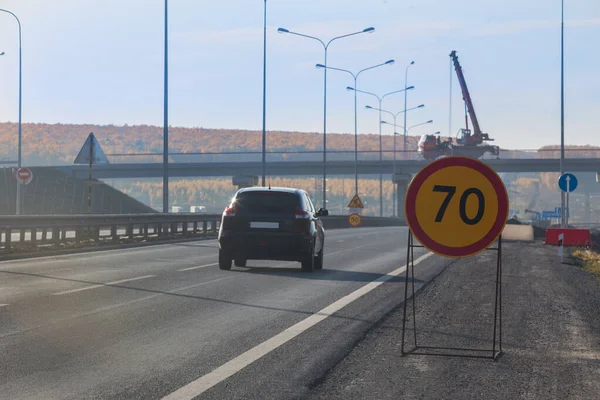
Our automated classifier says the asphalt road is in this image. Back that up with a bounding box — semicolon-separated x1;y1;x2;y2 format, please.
307;241;600;400
0;227;448;400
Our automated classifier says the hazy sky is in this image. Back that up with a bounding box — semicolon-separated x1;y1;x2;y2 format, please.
0;0;598;150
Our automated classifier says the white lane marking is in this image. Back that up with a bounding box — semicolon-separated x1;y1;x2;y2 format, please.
0;304;8;308
161;251;433;400
178;263;219;272
52;275;156;296
336;240;344;243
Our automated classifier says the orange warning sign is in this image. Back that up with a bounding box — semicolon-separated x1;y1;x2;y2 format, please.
347;194;364;209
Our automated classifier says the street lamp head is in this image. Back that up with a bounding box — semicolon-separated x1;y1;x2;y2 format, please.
434;131;440;134
365;105;373;110
315;63;326;69
385;59;395;65
346;86;355;91
418;104;425;108
363;27;375;33
277;27;289;34
410;60;415;65
381;120;389;125
427;120;433;123
0;52;4;56
406;85;415;90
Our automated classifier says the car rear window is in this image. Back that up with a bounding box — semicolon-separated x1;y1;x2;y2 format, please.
234;191;299;214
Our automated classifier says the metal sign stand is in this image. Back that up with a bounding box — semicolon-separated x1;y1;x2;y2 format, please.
400;230;503;361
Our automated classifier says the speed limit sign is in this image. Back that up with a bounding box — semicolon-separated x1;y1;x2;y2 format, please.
348;213;362;227
404;156;509;258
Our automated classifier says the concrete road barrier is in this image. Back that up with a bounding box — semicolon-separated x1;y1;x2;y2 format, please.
501;224;534;242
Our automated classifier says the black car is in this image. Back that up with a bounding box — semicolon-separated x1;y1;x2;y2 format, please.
217;187;328;272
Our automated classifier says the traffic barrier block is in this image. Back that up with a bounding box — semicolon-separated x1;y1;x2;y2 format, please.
501;225;534;241
544;228;591;247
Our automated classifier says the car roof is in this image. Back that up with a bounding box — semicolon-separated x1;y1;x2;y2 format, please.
235;186;304;195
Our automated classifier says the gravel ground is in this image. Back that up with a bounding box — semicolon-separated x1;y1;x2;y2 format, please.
306;241;600;400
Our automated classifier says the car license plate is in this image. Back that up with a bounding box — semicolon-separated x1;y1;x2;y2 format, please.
250;222;279;229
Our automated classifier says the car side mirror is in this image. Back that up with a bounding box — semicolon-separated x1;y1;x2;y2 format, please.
317;208;329;217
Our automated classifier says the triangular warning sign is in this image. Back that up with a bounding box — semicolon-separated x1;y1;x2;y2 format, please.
347;194;364;209
74;132;109;165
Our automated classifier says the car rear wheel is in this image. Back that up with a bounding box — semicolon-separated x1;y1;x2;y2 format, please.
314;247;323;270
219;249;232;270
301;243;315;272
234;258;247;268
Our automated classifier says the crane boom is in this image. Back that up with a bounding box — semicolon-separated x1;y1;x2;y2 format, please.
450;50;482;137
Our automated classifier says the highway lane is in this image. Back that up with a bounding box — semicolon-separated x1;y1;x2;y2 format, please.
0;227;447;400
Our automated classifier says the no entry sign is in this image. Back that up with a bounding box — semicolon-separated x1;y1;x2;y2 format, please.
16;167;33;185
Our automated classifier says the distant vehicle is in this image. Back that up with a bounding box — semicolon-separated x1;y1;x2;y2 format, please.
171;206;183;213
218;187;328;272
190;205;207;213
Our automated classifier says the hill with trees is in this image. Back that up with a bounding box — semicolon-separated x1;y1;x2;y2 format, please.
0;122;424;165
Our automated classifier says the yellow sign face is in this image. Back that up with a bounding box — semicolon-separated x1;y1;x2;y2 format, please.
405;157;508;258
347;194;364;209
348;213;362;227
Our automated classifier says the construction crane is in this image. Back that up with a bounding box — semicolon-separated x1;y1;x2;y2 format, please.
449;50;494;146
417;50;500;161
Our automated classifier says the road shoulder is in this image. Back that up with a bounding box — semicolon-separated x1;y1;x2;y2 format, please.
306;241;600;400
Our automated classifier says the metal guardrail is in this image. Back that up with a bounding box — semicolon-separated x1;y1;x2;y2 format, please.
0;213;405;253
0;213;222;252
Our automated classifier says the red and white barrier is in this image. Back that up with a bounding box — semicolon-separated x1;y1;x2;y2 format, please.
544;228;591;248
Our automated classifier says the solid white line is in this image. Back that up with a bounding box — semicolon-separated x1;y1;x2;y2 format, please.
52;275;156;296
178;263;219;272
0;304;8;308
161;251;433;400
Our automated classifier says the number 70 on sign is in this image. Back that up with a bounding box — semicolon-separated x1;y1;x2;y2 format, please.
405;157;509;258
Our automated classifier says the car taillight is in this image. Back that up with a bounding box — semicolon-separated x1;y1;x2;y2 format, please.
294;207;311;220
223;206;236;217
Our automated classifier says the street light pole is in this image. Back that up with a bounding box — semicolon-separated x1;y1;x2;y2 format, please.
382;119;433;150
348;87;413;216
367;103;424;216
317;59;395;196
383;118;431;217
162;0;169;213
261;0;267;186
403;61;414;154
560;0;565;227
278;27;375;209
0;8;22;215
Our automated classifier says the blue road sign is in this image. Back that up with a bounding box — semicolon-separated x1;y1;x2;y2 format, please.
558;173;578;193
542;210;560;220
555;207;570;218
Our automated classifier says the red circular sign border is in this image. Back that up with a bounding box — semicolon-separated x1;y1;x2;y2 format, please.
404;156;509;258
348;213;362;227
17;167;32;181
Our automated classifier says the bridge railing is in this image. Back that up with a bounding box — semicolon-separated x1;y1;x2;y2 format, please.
0;214;405;254
102;148;600;164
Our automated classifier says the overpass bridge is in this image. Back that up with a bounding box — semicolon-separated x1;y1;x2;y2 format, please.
53;158;600;180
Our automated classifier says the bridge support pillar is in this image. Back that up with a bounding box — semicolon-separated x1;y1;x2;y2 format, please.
393;173;412;222
232;175;259;190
